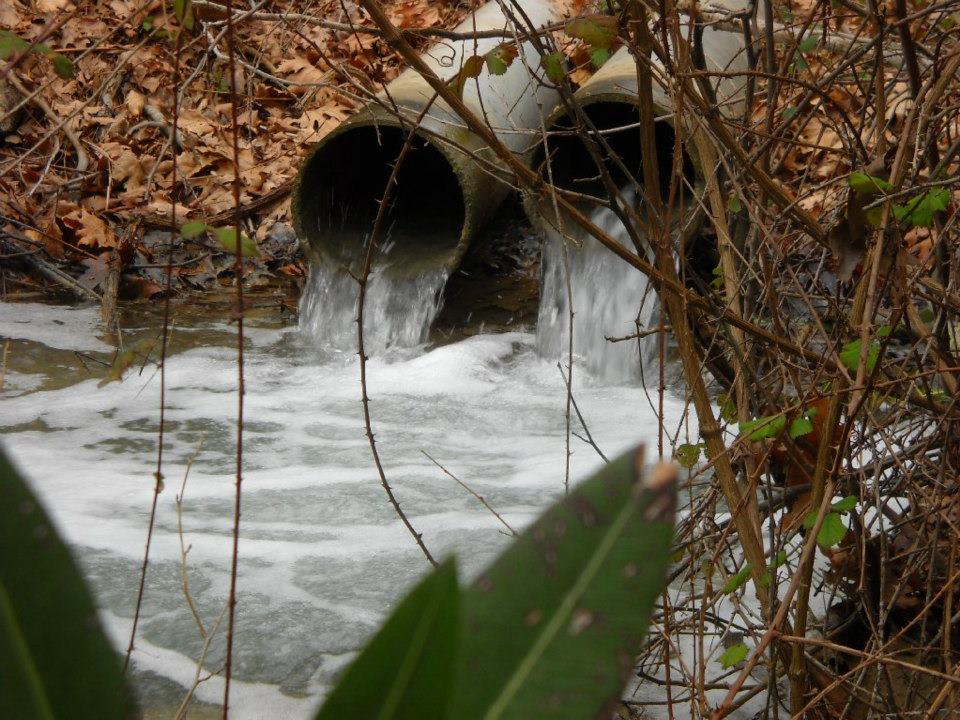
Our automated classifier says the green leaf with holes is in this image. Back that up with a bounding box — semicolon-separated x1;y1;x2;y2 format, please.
212;226;259;258
719;642;749;668
448;447;676;718
314;559;460;720
675;443;701;469
484;43;517;76
565;15;619;50
0;448;137;720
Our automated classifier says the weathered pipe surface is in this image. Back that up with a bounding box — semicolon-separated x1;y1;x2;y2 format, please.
292;0;561;279
529;27;748;216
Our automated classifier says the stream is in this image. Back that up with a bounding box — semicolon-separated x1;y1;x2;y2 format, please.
0;298;698;718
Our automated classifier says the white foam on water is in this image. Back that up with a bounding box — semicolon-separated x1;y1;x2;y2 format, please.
1;301;702;717
537;189;659;383
0;301;113;352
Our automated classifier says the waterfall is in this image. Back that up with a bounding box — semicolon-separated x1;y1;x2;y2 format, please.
536;189;658;382
299;253;448;354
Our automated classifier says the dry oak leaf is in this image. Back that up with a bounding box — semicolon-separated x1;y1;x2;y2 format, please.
275;58;330;88
35;0;70;13
62;208;117;249
125;90;145;118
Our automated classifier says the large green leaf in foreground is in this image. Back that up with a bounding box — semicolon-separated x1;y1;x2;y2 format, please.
314;558;460;720
0;446;136;719
450;446;676;719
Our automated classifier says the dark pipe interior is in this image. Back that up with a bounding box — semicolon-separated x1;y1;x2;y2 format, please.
298;125;466;271
536;101;694;202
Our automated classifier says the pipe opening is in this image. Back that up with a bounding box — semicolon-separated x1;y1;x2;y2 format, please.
537;101;694;203
297;125;467;273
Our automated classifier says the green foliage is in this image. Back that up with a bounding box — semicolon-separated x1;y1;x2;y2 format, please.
848;171;892;195
675;442;702;469
798;34;820;52
719;642;749;668
803;506;848;548
839;337;880;373
540;52;565;84
314;560;460;720
0;29;73;79
831;495;858;512
727;194;743;213
739;414;786;441
173;0;195;30
0;448;137;719
722;566;751;594
893;188;950;228
449;449;675;718
589;47;610;69
179;220;208;239
484;43;518;76
213;226;259;257
180;221;259;257
564;15;619;50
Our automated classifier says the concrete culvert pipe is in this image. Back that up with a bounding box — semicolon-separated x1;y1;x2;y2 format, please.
528;27;749;226
292;0;562;280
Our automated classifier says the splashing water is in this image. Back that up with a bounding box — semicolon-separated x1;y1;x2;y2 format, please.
299;262;448;355
537;189;659;382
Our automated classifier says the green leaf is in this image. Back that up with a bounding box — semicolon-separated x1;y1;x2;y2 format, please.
769;549;788;569
798;34;820;52
50;54;73;79
484;43;517;76
802;510;847;547
142;16;153;31
783;106;797;119
831;495;857;512
675;443;701;469
212;226;259;258
718;393;737;423
839;338;880;373
719;642;749;668
722;566;752;594
727;195;743;212
0;448;137;720
540;51;565;84
449;448;676;718
0;30;29;60
788;410;814;439
894;188;950;228
315;559;460;720
565;15;619;50
590;46;610;69
739;414;786;441
179;220;208;239
817;512;847;547
173;0;194;30
848;171;892;195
